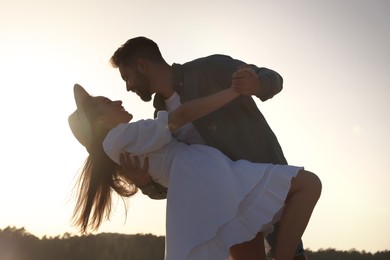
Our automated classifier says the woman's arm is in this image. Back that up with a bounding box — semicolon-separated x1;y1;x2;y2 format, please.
168;65;260;132
168;87;239;132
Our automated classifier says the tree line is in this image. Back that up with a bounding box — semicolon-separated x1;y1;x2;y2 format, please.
1;226;389;260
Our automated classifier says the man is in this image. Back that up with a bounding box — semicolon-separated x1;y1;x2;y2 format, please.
110;36;308;260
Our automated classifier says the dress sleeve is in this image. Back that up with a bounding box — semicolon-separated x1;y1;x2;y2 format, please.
103;111;172;164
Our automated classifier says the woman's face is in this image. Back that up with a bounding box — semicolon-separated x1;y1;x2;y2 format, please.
94;96;133;130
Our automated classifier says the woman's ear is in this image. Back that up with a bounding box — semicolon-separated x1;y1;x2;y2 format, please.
95;116;109;130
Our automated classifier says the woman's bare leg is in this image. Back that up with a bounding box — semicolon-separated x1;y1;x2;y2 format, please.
230;232;266;260
274;170;322;260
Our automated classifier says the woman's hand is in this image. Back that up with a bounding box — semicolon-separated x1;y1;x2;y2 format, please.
119;152;152;187
232;64;261;96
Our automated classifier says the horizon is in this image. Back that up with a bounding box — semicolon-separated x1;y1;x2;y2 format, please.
1;225;388;254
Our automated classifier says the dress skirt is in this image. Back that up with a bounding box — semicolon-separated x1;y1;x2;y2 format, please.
163;142;302;260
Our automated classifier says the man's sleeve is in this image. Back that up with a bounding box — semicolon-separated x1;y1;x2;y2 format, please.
139;180;167;200
251;65;284;101
202;55;283;101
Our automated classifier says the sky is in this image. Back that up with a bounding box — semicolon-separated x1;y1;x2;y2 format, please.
0;0;389;254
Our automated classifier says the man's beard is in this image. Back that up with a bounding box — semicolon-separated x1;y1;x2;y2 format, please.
135;71;153;102
138;84;152;102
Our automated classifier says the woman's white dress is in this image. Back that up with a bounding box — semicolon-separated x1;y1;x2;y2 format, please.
103;111;302;260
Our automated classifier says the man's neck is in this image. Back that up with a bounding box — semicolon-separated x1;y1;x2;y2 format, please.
155;65;175;99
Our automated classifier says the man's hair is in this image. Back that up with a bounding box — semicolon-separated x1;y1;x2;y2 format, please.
110;36;165;68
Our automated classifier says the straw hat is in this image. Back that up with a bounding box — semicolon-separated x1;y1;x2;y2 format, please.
68;84;93;150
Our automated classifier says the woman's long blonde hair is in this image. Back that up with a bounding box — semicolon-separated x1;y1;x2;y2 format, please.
72;96;138;233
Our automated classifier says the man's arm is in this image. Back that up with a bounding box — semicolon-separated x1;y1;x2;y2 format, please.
120;153;167;200
232;64;283;101
199;55;283;102
251;65;283;101
138;181;167;200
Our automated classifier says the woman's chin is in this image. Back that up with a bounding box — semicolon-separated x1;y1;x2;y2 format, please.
126;113;133;122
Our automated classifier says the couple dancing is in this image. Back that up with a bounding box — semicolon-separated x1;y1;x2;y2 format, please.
68;36;321;260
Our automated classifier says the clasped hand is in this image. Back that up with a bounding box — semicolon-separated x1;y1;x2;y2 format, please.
232;64;261;96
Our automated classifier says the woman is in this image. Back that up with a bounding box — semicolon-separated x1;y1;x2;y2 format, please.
68;77;321;259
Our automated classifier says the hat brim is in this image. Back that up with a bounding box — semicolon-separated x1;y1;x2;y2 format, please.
74;83;91;111
68;84;93;150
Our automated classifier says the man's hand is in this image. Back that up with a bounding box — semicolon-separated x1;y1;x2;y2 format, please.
119;152;152;187
232;64;261;96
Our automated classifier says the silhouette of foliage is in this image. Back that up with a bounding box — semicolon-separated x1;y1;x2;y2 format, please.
1;226;389;260
304;248;390;260
0;226;164;260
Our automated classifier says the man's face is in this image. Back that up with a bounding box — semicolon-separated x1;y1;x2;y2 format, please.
119;65;153;102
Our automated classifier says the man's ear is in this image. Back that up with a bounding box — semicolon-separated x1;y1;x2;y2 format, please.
136;58;148;74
